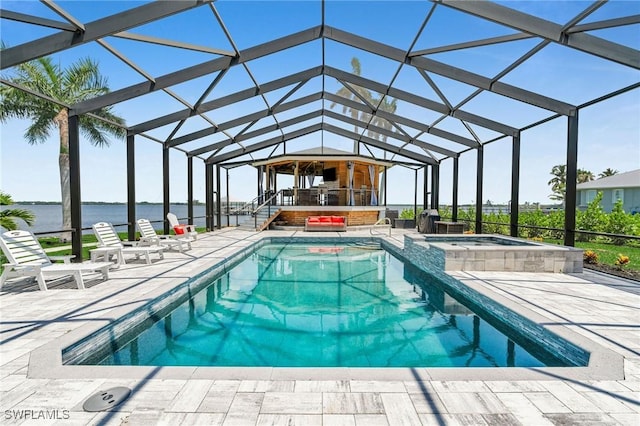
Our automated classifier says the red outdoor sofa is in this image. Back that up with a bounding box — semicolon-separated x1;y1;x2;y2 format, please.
304;216;347;232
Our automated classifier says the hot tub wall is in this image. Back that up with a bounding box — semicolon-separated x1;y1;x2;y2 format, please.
405;234;583;273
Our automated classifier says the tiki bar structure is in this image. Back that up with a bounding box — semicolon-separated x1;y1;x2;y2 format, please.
250;147;391;227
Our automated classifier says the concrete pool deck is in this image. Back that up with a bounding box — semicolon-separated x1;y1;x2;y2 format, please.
1;228;638;425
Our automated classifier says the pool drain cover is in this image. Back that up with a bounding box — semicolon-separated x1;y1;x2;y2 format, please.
83;387;131;412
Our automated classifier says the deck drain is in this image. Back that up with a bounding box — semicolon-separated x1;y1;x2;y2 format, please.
83;387;131;412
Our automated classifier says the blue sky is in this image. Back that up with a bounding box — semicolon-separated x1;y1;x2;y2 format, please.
1;0;639;205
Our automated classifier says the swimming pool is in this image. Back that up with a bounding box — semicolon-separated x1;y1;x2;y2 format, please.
63;241;586;368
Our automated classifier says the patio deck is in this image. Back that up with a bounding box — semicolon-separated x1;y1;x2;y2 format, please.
1;228;638;425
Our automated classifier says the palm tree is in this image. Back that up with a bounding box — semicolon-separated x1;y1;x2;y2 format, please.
548;164;566;203
0;56;125;240
330;57;371;152
367;96;398;143
599;168;619;178
577;169;595;184
0;191;35;231
548;164;595;205
330;57;398;152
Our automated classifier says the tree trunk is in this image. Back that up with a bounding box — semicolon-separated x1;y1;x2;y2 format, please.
54;108;72;242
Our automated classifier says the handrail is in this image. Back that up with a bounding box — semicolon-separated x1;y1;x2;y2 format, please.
253;189;284;214
250;189;285;230
370;217;392;236
230;195;261;215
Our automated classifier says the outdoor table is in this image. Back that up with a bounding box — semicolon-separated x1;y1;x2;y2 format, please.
435;221;465;234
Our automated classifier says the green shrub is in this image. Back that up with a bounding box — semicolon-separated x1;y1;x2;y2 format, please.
519;209;548;238
576;192;605;241
399;208;422;219
438;205;452;220
458;206;475;233
605;199;635;245
483;211;509;235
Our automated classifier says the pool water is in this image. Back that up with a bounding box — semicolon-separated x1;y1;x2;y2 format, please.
87;243;569;368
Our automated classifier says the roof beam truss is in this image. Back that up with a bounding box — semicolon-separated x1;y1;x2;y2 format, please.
1;0;212;70
437;0;640;70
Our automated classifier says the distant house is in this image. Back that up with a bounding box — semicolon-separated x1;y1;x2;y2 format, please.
576;169;640;213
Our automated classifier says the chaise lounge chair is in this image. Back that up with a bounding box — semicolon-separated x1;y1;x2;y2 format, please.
0;230;112;291
92;222;164;265
137;218;192;252
167;212;198;240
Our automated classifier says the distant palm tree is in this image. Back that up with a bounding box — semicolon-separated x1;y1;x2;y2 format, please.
599;168;619;178
330;57;398;151
367;96;398;143
330;57;371;146
0;191;35;231
0;56;126;240
548;164;594;205
577;169;595;183
548;164;566;203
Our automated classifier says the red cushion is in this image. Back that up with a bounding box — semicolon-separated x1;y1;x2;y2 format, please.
319;216;332;223
307;217;320;223
331;216;344;223
174;225;186;235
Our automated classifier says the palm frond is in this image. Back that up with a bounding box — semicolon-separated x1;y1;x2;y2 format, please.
25;112;56;144
0;191;14;205
0;208;35;227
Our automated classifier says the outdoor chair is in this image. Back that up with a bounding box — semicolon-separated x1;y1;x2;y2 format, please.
137;218;192;252
167;212;198;240
92;222;164;265
0;230;112;291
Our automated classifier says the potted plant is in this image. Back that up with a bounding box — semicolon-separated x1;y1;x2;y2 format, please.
394;208;416;229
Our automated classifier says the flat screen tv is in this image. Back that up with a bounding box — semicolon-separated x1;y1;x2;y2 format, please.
322;167;337;182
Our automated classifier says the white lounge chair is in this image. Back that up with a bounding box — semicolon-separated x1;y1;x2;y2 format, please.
167;212;198;240
92;222;164;265
137;218;192;252
0;230;112;291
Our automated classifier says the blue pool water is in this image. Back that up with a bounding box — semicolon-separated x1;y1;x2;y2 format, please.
73;242;572;368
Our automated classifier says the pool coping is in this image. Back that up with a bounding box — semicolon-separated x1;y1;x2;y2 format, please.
27;235;624;382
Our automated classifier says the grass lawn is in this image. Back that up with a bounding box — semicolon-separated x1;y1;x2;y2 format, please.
545;238;640;272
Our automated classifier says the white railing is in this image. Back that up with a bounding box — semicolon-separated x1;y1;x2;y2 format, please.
370;217;392;236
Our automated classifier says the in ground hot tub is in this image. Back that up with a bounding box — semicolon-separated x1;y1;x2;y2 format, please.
405;234;583;273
